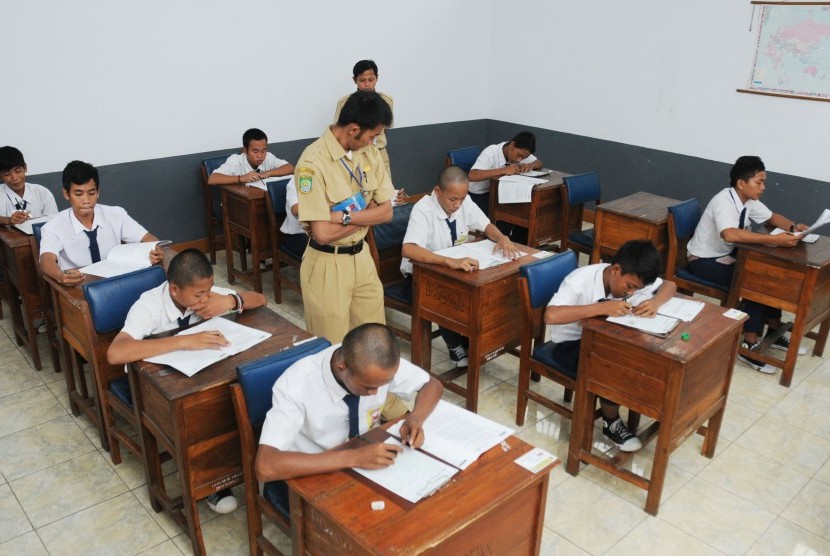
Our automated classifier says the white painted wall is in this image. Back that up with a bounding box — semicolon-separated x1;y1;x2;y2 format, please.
487;1;828;183
0;0;493;173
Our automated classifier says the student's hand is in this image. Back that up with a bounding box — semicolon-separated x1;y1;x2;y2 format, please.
632;300;659;317
516;163;532;174
183;330;229;351
771;233;801;248
502;164;519;176
603;300;632;317
447;257;479;272
149;246;164;265
239;171;259;184
394;189;408;204
10;210;30;224
351;442;403;470
59;269;86;287
399;415;426;448
190;291;235;319
793;223;809;233
494;237;522;260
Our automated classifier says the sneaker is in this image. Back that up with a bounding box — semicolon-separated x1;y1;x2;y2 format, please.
448;344;469;368
207;489;238;514
737;341;776;374
769;333;808;356
602;417;642;452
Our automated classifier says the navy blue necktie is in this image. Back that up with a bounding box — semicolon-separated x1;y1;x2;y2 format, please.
177;315;191;329
445;218;458;245
738;207;747;230
343;393;360;439
84;228;101;263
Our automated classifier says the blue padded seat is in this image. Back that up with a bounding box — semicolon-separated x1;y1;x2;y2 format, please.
109;377;132;406
265;178;292;221
84;266;166;334
568;229;595;250
531;341;577;379
373;203;415;252
675;267;729;292
384;280;412;305
520;250;578;309
447;146;482;173
203;155;231;220
32;221;47;246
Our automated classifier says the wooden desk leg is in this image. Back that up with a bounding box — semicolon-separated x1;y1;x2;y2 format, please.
222;192;236;285
567;381;594;476
249;203;262;293
644;422;674;516
701;407;725;459
128;370;163;513
814;318;829;358
780;317;808;387
465;335;480;413
181;487;206;556
289;489;306;556
410;315;432;372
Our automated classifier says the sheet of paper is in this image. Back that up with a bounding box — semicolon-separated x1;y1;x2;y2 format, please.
79;241;160;277
606;313;679;337
497;175;547;204
145;317;272;377
656;297;705;322
797;208;830;236
520;169;552;178
434;239;525;270
514;448;559;474
13;214;53;235
723;308;747;320
387;400;513;470
352;438;459;504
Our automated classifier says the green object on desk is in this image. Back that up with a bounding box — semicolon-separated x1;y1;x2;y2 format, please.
681;333;690;341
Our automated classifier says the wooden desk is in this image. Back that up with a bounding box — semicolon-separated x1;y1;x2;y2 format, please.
488;170;570;248
729;235;830;387
565;300;745;515
131;307;310;556
410;244;540;412
288;429;554;555
221;184;271;293
591;191;680;265
0;226;49;370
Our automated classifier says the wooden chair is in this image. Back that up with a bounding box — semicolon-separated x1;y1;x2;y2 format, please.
231;337;332;556
445;146;482;173
25;224;62;372
666;199;729;306
83;265;167;464
264;178;304;303
561;172;601;258
201;155;231;264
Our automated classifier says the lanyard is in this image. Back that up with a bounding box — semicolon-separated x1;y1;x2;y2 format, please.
340;158;364;190
6;193;27;211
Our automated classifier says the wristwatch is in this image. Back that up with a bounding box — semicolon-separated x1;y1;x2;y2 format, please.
341;209;351;226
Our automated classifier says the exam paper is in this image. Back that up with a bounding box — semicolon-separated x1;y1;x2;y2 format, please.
653;297;705;322
13;214;53;235
497;175;546;204
434;239;526;270
145;317;272;377
79;241;161;278
606;313;680;337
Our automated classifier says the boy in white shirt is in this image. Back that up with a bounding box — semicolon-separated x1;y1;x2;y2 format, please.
207;128;294;187
0;146;58;225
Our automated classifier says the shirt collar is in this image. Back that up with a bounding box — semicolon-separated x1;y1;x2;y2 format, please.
592;263;611;301
321;345;349;403
428;193;458;222
161;282;193;322
323;126;348;163
69;205;101;234
728;188;747;211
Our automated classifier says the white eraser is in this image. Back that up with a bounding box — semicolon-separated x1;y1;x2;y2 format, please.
371;500;385;511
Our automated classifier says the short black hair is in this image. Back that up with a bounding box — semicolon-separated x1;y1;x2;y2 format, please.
336;91;393;131
167;248;214;287
352;60;379;79
242;128;268;149
437;165;469;191
730;156;765;188
511;131;536;154
342;323;400;372
611;240;661;286
62;160;99;192
0;146;26;172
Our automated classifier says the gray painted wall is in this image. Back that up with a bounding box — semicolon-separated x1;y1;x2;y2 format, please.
27;118;826;243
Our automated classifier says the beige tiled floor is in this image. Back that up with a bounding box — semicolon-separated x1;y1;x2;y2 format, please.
1;252;829;555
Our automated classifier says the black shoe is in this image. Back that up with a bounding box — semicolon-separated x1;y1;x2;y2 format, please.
602;417;642;452
448;344;468;367
737;341;775;374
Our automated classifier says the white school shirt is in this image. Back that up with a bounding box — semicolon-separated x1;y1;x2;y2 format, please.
259;345;430;453
120;282;236;340
39;205;149;270
0;182;58;218
278;178;305;236
468;142;538;195
547;263;662;343
400;193;491;275
213;152;290;185
686;188;773;259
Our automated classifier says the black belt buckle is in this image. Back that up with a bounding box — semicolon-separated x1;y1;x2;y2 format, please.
310;238;363;255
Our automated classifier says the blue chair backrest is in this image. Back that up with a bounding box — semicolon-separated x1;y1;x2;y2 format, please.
266;178;292;217
32;222;47;247
520;250;578;309
236;337;331;427
668;199;701;240
563;172;601;206
447;146;482;173
373;203;416;251
83;266;167;334
203;155;230;177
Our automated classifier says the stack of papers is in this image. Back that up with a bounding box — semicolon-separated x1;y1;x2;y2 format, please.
606;313;680;337
145;317;272;377
497;175;547;203
434;239;526;270
770;208;829;242
79;241;165;278
14;214;53;235
520;169;552;178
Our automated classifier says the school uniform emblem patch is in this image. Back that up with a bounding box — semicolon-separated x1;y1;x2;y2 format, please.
297;167;315;194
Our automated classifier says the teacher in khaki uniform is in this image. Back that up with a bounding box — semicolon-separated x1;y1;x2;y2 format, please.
296;90;393;345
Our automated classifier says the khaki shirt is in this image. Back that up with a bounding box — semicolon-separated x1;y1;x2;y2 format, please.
333;92;394;151
295;127;394;246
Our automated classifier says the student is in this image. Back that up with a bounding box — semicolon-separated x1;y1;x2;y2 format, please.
400;165;521;367
467;131;544;216
254;323;443;510
0;146;58;225
686;155;808;372
545;240;677;451
207;128;294;186
107;248;266;514
39;161;163;287
278;178;308;259
334;60;394;179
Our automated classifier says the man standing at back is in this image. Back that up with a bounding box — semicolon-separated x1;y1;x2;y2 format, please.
334;60;394;179
296;90;394;344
